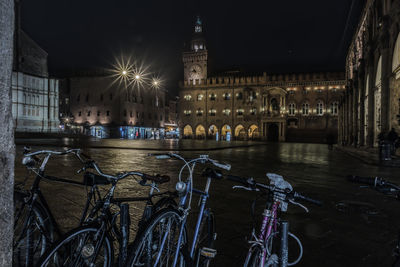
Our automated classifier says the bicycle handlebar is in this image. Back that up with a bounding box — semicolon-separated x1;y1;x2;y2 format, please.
149;153;231;171
347;175;400;192
227;175;322;206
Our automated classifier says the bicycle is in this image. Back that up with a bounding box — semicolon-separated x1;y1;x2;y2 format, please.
36;157;173;267
13;147;99;267
347;175;400;267
227;173;322;267
127;153;231;267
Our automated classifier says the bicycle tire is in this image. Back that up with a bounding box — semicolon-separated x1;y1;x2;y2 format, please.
36;224;113;267
127;207;190;267
13;190;54;267
195;209;216;267
152;196;178;213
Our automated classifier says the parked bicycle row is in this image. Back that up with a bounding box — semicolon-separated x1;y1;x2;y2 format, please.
13;147;400;267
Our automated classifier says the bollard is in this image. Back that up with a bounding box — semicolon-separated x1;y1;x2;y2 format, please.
280;221;289;267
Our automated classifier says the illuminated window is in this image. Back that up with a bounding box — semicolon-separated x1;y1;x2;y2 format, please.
223;93;231;100
330;102;338;115
302;103;309;115
196;109;203;116
223;109;231;116
184;110;192;116
184;94;192;101
209;109;216;116
197;94;204;101
288;103;296;115
237;109;244;116
316;101;324;115
250;108;257;115
209;93;216;100
236;92;243;100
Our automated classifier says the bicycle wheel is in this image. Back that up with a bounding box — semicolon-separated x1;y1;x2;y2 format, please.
195;210;216;267
36;225;113;267
13;190;53;267
127;207;190;267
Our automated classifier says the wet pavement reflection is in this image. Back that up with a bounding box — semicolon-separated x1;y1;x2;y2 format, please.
14;139;400;266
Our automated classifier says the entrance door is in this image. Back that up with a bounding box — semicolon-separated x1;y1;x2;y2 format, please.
267;123;279;142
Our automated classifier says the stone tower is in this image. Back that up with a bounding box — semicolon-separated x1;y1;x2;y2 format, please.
183;16;208;85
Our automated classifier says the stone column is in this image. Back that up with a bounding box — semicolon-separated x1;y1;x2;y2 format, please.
352;77;359;147
380;47;391;133
358;64;366;146
0;0;15;265
367;64;375;147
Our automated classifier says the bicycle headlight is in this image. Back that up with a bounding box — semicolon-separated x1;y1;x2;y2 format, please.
175;181;186;193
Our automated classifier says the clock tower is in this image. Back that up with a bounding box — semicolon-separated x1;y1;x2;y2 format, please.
183;16;208;85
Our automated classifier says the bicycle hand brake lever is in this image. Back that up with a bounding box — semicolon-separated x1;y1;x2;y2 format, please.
232;185;259;191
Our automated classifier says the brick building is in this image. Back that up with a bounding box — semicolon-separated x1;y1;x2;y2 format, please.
179;18;345;142
340;0;400;147
64;73;166;139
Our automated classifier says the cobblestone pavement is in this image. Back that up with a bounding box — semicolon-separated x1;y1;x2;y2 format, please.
15;139;400;266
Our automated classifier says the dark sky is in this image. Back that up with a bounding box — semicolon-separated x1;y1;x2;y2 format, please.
21;0;363;94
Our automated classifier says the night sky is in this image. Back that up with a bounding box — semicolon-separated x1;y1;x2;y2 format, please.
21;0;363;94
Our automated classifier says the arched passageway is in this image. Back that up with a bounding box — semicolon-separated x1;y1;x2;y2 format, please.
183;125;193;139
221;125;232;141
248;124;260;139
234;124;246;140
195;124;206;139
208;125;218;139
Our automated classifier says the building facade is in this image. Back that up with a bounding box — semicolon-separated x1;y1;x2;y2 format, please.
12;30;59;133
340;0;400;147
179;19;345;142
65;74;166;139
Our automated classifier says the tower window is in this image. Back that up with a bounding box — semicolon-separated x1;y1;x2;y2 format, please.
209;109;216;116
209;93;216;101
197;94;204;101
196;109;203;116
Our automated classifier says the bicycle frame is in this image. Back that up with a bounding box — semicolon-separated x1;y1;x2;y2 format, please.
154;176;213;267
260;201;280;266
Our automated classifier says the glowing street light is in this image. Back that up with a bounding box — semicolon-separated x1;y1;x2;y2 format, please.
122;70;127;76
135;74;141;80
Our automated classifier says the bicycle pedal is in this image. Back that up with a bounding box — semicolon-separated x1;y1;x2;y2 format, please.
200;247;217;258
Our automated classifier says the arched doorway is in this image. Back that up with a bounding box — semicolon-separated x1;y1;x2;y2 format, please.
221;124;232;141
248;124;259;140
208;125;218;139
234;124;246;140
195;124;206;139
267;123;279;142
183;125;193;139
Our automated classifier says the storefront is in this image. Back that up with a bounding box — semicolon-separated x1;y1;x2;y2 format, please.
119;126;165;139
90;126;109;138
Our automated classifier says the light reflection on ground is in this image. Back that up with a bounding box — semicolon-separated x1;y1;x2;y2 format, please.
14;140;400;266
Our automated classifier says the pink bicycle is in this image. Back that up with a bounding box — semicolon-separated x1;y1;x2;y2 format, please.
228;173;322;267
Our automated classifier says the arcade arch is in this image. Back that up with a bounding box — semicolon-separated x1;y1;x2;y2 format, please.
195;124;206;138
183;125;193;138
